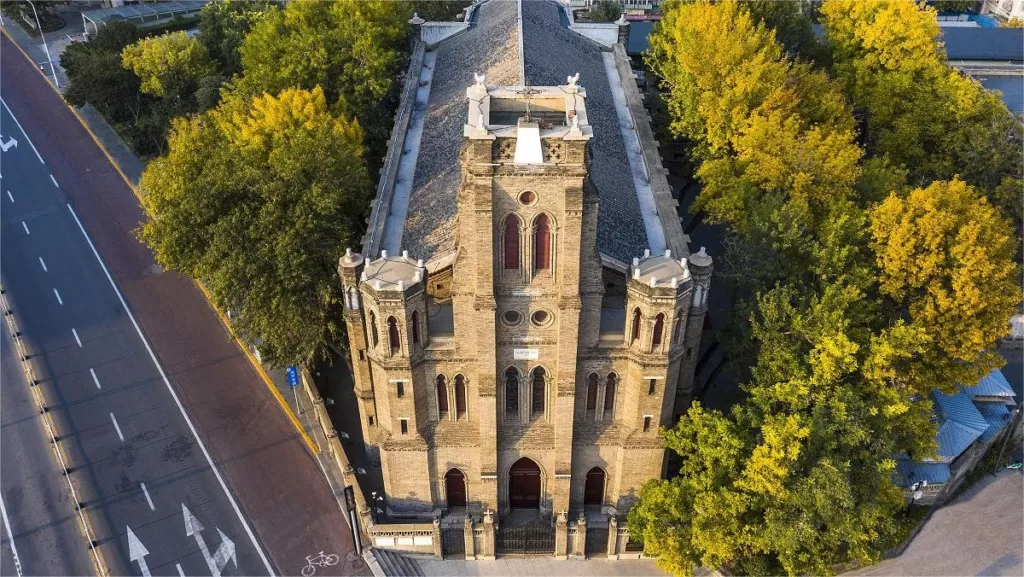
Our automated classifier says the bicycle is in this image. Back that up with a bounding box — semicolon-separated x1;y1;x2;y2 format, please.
300;551;340;577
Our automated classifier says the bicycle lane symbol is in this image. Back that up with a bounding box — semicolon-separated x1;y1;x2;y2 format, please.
301;551;339;577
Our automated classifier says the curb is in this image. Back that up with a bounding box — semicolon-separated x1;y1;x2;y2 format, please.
0;27;320;457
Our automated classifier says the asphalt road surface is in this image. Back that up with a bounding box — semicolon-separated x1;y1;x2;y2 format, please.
1;31;359;577
1;325;95;577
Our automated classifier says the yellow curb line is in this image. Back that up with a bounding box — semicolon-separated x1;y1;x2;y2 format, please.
1;27;320;457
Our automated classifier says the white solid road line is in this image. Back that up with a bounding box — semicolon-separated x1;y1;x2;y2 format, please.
38;257;47;272
67;204;276;576
0;491;24;577
49;175;58;188
90;368;101;390
53;288;63;306
139;483;155;512
6;190;13;203
21;221;29;235
110;412;124;442
71;328;82;348
0;98;44;164
175;563;186;577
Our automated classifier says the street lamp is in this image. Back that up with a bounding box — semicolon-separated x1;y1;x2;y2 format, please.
25;0;59;88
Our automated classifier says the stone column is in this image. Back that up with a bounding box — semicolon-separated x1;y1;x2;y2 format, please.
575;513;587;559
616;14;630;47
480;510;496;560
464;515;477;561
554;511;568;560
408;12;424;51
432;518;442;558
607;515;619;560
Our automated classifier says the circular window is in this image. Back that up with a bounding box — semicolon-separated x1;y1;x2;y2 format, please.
501;310;523;326
530;310;554;327
518;190;537;206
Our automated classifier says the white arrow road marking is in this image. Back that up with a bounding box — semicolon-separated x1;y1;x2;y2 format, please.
127;526;151;577
183;504;237;577
0;99;44;163
0;136;17;152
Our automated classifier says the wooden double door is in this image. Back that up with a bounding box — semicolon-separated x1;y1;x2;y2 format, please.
508;458;541;509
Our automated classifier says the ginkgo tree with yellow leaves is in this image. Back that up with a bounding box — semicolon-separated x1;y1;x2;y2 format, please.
139;87;371;367
632;1;1020;575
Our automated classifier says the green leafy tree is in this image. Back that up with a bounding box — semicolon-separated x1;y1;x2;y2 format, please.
62;21;146;124
822;0;1024;222
122;31;216;99
138;87;372;366
590;0;622;22
198;0;277;77
232;0;411;169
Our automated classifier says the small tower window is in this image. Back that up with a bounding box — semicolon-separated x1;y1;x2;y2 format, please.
652;313;665;351
504;214;520;270
455;375;467;420
534;214;552;271
400;419;409;435
369;311;379;348
387;316;400;356
532;367;546;417
436;375;448;417
643;416;652;433
604;373;617;419
412;311;421;345
630;308;642;345
396;381;405;398
648;378;657;395
505;367;519;417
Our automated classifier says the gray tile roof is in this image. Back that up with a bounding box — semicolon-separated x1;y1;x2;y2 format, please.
394;0;651;265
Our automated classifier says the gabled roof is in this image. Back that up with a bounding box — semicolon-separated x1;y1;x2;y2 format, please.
373;0;668;266
976;400;1012;441
962;368;1016;399
897;459;951;486
932;389;990;460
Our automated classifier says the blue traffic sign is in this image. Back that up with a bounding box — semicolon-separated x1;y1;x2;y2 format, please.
286;366;299;388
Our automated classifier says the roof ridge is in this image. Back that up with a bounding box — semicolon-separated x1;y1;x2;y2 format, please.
517;0;525;85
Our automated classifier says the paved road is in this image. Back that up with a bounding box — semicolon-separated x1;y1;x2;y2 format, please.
1;325;96;577
1;31;359;577
851;470;1024;576
1;101;272;575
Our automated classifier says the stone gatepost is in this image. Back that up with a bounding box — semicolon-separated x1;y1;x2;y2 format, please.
616;14;630;47
432;518;442;558
575;513;587;559
607;515;619;559
480;510;496;560
464;514;477;560
555;511;568;560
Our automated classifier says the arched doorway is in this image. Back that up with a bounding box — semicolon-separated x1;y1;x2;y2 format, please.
508;458;541;509
445;469;467;507
583;467;605;506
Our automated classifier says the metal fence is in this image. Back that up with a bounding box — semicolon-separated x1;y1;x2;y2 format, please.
496;521;556;555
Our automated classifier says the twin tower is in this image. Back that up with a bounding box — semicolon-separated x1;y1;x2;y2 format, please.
337;75;712;521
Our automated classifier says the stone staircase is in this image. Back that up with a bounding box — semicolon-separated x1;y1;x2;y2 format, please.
366;548;424;577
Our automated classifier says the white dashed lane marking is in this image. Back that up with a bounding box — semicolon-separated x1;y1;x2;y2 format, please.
71;328;82;348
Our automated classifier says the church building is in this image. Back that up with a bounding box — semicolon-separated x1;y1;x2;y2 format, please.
338;0;712;522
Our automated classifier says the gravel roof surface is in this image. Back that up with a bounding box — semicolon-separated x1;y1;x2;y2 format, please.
396;0;650;264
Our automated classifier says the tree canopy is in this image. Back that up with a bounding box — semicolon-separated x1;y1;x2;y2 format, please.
590;0;622;22
634;1;1020;574
138;87;372;366
122;31;215;98
198;0;277;78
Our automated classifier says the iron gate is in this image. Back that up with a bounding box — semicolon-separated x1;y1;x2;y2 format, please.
442;527;465;558
496;521;555;555
586;525;609;557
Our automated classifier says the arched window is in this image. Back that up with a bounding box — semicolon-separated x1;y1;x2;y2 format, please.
505;368;519;417
534;214;551;271
387;316;401;356
630;308;642;345
604;373;617;418
586;373;598;415
503;214;520;270
412;311;421;345
369;311;379;348
436;375;449;417
455;375;467;420
532;367;546;417
652;313;665;351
